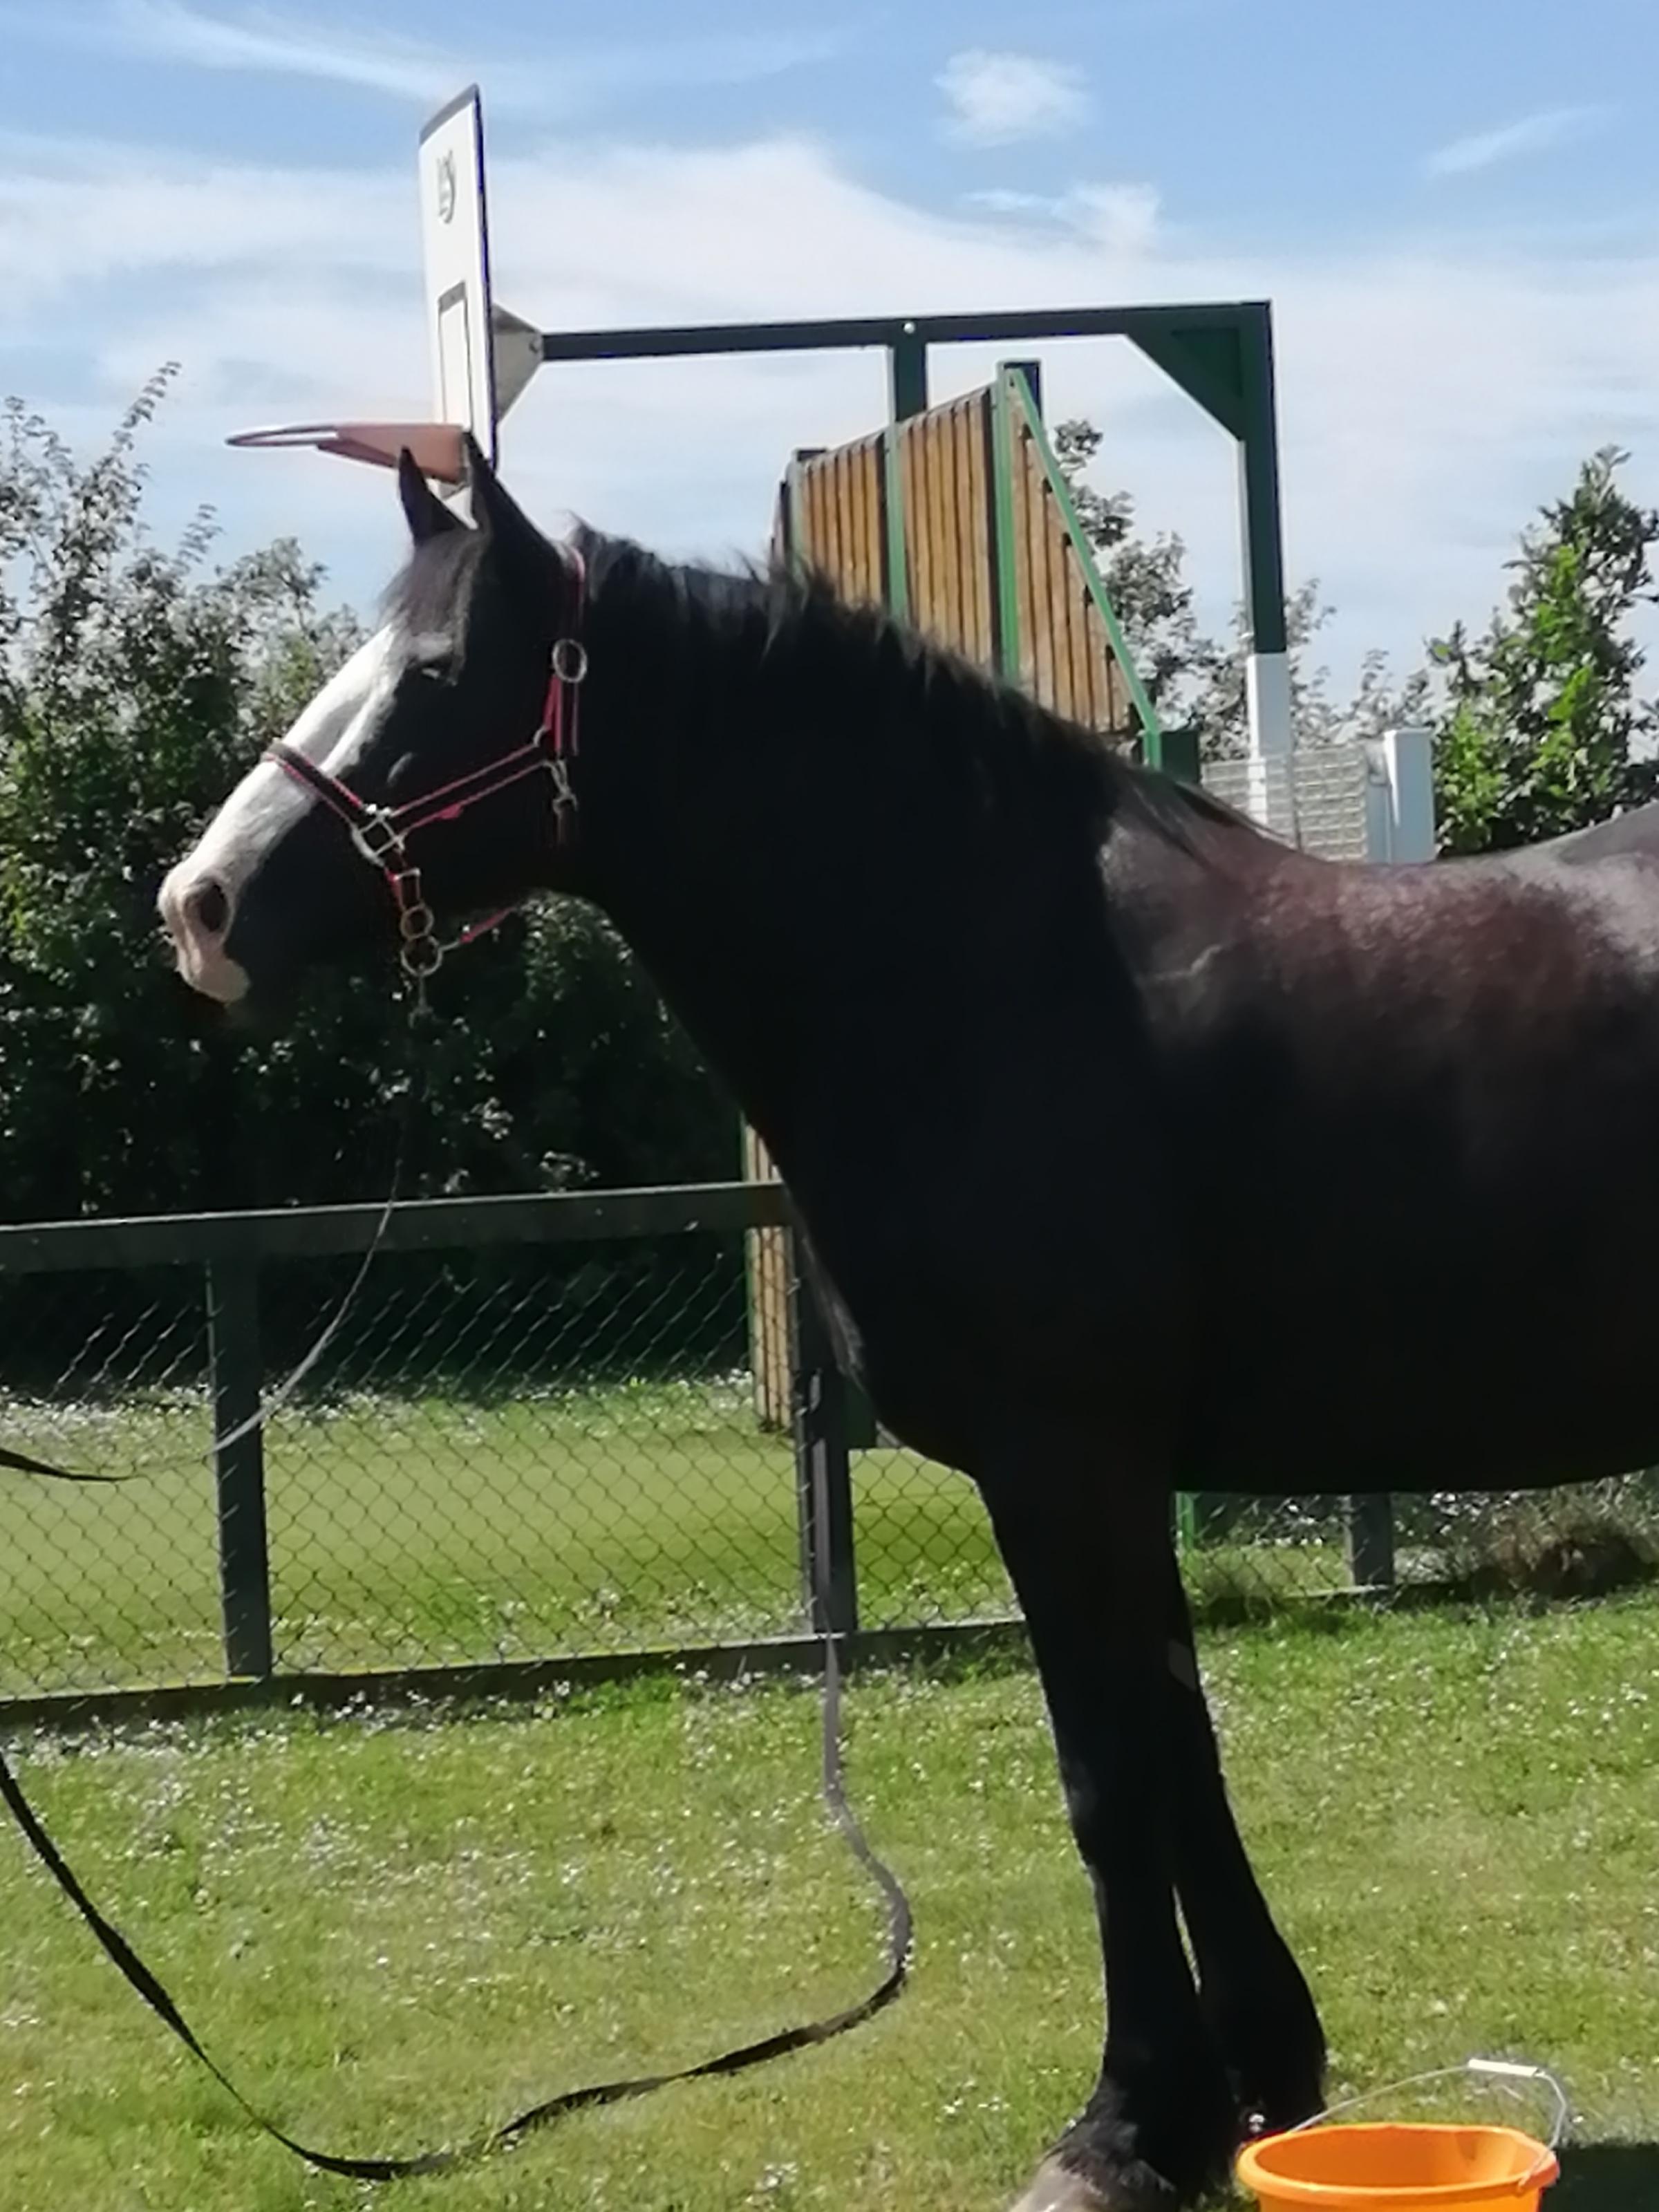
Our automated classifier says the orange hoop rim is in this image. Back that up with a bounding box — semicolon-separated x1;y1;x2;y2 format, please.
225;421;468;485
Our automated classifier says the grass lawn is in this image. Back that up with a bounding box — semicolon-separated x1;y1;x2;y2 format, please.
4;1594;1658;2210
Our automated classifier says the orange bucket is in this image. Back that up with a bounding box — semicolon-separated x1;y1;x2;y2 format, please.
1237;2121;1559;2210
1236;2061;1566;2212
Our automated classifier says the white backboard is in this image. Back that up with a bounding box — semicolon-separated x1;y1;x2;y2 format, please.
418;86;498;471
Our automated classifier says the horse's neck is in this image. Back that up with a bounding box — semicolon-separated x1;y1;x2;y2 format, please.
581;557;1019;1174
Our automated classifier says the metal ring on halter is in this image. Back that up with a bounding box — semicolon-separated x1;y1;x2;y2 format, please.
400;931;444;980
550;637;588;685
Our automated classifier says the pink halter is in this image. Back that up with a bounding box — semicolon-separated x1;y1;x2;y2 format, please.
266;550;586;980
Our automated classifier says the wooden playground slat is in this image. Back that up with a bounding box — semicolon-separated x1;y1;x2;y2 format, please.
858;438;882;605
960;395;993;669
847;441;870;601
818;452;839;578
1067;556;1093;729
1060;503;1091;725
1082;594;1107;729
922;414;951;648
828;447;849;591
800;459;823;573
1023;427;1057;709
941;405;969;653
845;443;867;603
1042;486;1075;721
830;449;851;586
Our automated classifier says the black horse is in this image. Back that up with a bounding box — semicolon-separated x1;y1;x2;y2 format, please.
159;441;1659;2211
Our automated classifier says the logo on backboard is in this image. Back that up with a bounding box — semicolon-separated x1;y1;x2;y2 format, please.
435;149;457;225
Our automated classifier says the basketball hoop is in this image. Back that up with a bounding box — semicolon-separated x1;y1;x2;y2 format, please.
225;421;468;484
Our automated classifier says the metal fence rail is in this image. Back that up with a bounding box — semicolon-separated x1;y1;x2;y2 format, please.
2;1184;1654;1711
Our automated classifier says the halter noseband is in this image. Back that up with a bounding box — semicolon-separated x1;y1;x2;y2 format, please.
265;550;588;982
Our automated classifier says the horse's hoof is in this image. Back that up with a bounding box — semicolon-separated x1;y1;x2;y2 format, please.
1006;2153;1172;2212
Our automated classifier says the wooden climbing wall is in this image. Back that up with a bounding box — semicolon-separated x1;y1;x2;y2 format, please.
744;366;1156;1429
779;370;1147;735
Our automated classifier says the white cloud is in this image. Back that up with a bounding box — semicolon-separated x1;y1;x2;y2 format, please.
937;50;1089;146
6;126;1659;704
1062;183;1161;256
965;182;1161;255
1424;106;1606;179
109;0;460;100
19;2;845;111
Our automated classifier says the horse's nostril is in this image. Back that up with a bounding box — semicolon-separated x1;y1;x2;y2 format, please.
188;878;231;938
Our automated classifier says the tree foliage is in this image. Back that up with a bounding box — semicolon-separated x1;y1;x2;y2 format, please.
1428;446;1659;854
1051;418;1425;758
0;375;731;1224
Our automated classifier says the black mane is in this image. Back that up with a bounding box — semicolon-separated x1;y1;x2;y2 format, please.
386;518;1261;856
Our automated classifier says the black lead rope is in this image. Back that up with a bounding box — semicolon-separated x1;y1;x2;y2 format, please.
0;1442;122;1482
2;993;914;2171
0;1629;912;2180
0;1024;427;1492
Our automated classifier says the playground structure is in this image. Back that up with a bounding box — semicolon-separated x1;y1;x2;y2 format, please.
233;81;1437;1436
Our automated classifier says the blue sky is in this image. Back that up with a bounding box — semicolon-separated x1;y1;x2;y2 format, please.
6;0;1659;697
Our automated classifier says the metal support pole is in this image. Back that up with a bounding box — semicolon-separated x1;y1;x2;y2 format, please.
1236;302;1293;824
207;1257;272;1679
1347;1494;1396;1595
790;1255;859;1638
888;326;929;422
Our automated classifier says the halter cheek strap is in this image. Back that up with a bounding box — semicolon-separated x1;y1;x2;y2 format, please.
265;550;587;982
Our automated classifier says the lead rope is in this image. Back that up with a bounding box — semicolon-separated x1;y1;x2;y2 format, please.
0;1638;911;2180
0;994;427;1488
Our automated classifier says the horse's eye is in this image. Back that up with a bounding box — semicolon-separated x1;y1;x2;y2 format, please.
414;661;448;684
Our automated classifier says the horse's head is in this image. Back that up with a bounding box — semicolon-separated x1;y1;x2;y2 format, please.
160;441;586;1006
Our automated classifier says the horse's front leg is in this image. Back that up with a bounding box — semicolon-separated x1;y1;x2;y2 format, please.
984;1459;1238;2212
1160;1547;1326;2137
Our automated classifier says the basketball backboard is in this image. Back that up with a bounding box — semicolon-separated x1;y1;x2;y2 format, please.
227;82;538;488
418;85;498;471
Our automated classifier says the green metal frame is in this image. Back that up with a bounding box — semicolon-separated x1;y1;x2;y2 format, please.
986;369;1022;684
996;364;1164;758
536;301;1288;666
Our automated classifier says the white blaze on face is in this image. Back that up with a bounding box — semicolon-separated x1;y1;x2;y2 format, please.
158;624;406;1002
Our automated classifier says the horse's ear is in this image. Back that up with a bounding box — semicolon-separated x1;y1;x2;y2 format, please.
397;449;461;543
465;434;547;572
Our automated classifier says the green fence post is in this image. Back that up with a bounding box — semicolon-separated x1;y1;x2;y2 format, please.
206;1257;272;1678
1347;1494;1396;1594
888;326;929;422
1156;727;1203;786
790;1262;859;1638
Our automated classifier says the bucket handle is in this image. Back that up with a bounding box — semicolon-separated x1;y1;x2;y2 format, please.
1282;2058;1570;2188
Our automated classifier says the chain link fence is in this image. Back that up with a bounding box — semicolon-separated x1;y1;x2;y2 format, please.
3;1185;1656;1705
0;1189;1016;1703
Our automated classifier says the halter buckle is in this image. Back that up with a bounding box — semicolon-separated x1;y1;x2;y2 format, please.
548;757;577;843
351;812;404;869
